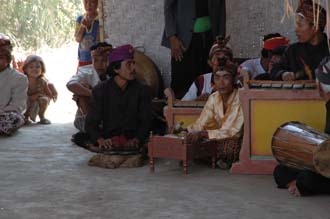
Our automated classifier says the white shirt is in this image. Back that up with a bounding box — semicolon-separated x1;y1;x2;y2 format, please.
182;73;213;101
0;67;28;114
239;58;266;79
67;64;104;88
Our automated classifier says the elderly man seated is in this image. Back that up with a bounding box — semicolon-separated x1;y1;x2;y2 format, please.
0;34;28;136
187;62;244;169
67;42;111;145
85;44;152;168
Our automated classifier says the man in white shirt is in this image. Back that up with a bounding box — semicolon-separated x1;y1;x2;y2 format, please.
67;42;112;133
239;33;289;79
182;36;233;101
0;34;28;135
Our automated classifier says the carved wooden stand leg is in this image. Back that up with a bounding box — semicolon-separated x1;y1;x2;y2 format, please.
183;160;188;174
150;157;155;173
212;156;216;169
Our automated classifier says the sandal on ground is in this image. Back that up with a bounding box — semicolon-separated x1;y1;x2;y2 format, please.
38;118;51;125
24;118;33;125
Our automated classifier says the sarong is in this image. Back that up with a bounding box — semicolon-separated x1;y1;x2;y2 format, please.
0;112;24;135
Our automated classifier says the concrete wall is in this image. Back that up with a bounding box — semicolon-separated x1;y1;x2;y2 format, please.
102;0;299;85
102;0;171;85
227;0;297;59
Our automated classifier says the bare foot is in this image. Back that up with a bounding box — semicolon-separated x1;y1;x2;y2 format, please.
287;180;301;197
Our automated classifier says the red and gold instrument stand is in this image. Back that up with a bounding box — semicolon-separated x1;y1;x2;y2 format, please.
231;71;325;174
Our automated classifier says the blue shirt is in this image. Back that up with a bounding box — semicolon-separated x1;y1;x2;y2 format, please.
76;15;99;62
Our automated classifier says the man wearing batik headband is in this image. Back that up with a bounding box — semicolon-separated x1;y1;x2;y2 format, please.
182;36;233;101
239;33;289;79
67;42;112;141
85;44;152;158
187;62;244;169
273;56;330;197
271;0;329;81
0;34;28;135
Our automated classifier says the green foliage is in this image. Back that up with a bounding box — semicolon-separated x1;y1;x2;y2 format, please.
0;0;83;50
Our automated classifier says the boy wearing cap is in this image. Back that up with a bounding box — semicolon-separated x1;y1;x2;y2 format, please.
254;45;288;80
182;36;233;101
0;34;28;135
271;0;329;81
85;44;152;154
239;33;289;79
187;62;244;168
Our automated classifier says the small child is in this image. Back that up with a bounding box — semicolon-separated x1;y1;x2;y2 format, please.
23;55;57;125
74;0;100;67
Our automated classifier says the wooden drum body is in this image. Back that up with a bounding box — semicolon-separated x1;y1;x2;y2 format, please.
134;49;164;98
272;121;330;178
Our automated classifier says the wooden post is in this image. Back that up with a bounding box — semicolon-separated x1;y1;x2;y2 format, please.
98;0;105;41
183;133;188;174
149;131;155;173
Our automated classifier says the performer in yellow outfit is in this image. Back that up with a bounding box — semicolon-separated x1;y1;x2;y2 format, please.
187;61;244;168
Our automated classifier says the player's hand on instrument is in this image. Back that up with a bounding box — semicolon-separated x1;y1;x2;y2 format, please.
187;131;208;145
125;138;140;148
97;138;112;149
169;36;185;62
317;82;330;102
282;71;295;81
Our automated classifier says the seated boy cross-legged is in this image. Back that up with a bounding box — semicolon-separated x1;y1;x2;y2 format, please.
187;61;244;169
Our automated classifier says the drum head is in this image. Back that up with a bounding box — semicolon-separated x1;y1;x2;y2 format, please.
134;49;164;98
314;140;330;178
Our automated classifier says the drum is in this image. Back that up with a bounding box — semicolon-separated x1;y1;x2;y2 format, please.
134;49;164;98
272;121;330;178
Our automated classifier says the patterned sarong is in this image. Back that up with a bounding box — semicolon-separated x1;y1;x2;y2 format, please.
216;137;243;168
0;112;24;135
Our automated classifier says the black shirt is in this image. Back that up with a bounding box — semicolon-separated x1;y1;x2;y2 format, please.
271;34;329;80
85;78;152;143
195;0;209;18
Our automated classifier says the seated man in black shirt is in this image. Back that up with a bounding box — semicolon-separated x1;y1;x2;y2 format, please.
270;0;329;81
85;44;152;158
273;56;330;196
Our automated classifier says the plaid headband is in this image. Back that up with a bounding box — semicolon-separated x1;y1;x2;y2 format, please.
209;35;233;59
296;0;326;30
215;62;238;76
91;45;113;58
